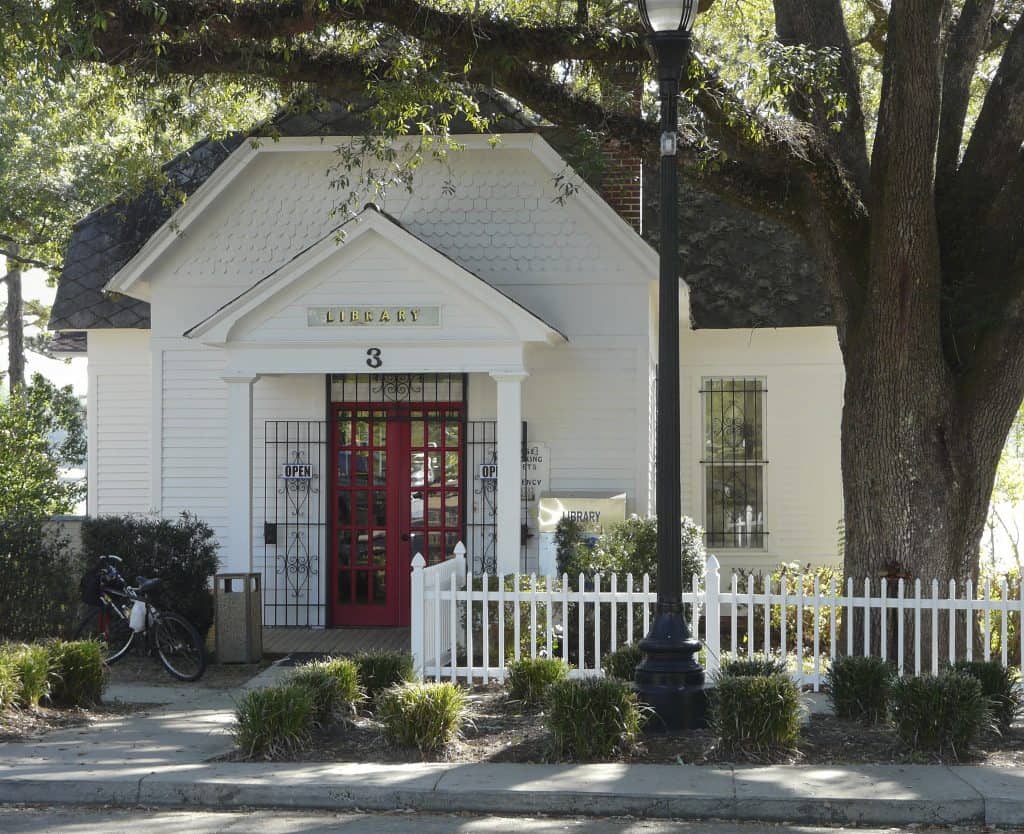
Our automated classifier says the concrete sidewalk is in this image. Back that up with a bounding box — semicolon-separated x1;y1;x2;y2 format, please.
0;668;1022;827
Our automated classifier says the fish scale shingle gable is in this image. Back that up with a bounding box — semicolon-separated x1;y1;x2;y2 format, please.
51;96;830;332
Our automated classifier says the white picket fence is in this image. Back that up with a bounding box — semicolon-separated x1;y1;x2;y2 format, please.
410;548;1024;689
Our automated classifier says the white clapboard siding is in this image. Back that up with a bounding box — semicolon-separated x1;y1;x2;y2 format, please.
161;347;228;542
94;370;151;514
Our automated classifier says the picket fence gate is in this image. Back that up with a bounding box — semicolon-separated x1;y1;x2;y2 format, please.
410;546;1024;689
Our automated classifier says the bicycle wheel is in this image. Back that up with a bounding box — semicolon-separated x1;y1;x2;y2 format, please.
74;606;135;663
153;611;206;681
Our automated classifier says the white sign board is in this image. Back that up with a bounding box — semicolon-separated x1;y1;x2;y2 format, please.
281;463;314;480
478;463;498;480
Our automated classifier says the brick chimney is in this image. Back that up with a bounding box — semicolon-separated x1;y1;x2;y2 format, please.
600;141;643;234
598;68;644;234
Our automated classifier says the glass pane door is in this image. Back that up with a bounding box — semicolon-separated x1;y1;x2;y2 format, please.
408;407;463;568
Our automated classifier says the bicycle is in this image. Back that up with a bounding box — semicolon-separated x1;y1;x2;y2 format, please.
75;554;207;681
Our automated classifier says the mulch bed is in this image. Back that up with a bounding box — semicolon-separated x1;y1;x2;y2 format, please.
108;657;272;689
219;684;1024;767
0;701;145;743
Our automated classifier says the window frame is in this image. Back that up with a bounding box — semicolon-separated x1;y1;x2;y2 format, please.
699;375;769;552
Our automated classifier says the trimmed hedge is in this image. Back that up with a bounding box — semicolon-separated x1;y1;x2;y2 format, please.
0;520;79;642
81;513;219;636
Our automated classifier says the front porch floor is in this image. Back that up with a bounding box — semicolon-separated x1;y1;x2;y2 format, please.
262;627;410;656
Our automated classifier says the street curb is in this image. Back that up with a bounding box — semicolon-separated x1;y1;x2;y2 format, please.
1;762;1022;826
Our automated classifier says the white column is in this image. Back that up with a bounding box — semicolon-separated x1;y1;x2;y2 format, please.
491;372;528;575
224;374;258;574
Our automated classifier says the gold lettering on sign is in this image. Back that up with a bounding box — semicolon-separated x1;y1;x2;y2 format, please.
307;306;440;327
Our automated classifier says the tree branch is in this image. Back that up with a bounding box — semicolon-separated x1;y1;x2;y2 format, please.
90;0;648;67
936;0;996;188
955;12;1024;218
773;0;870;206
0;247;59;272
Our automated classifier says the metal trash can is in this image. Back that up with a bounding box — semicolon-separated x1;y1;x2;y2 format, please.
215;573;263;663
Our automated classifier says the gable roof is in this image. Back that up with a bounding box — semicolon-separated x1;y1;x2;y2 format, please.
185;204;566;345
50;93;541;332
51;93;830;333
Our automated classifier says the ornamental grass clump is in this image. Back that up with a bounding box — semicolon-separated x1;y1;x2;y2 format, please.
506;657;569;708
546;678;644;761
889;671;993;759
952;661;1022;733
46;640;106;707
3;644;51;707
354;651;415;703
377;682;467;753
232;683;315;759
717;654;788;679
291;657;363;722
602;644;643;681
826;655;893;723
0;652;17;711
711;673;801;757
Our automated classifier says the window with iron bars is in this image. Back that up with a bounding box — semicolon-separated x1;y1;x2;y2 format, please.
701;377;767;549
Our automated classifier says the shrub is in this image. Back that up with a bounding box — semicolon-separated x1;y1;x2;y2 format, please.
354;651;415;702
717;654;788;679
506;657;569;708
81;513;220;636
0;520;80;642
889;672;993;759
47;640;106;707
711;673;801;756
3;644;51;707
827;656;892;723
546;677;644;761
377;682;466;753
291;658;362;721
0;652;17;710
953;661;1022;732
555;516;591;579
603;644;643;681
232;683;315;759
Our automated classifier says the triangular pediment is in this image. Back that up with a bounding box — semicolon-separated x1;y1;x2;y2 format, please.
186;207;565;347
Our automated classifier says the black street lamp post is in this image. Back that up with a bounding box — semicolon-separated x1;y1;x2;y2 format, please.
634;0;708;731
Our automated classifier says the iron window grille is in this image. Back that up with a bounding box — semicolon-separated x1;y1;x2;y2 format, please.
700;377;768;549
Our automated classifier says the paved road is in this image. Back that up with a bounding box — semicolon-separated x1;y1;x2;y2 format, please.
0;808;989;834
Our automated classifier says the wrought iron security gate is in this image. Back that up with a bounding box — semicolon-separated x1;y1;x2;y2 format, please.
263;421;327;626
262;374;530;626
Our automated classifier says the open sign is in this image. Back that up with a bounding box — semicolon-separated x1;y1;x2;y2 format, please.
478;463;498;480
281;463;313;480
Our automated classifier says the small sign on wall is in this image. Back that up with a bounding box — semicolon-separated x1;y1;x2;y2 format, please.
281;463;314;480
478;463;498;480
307;306;441;327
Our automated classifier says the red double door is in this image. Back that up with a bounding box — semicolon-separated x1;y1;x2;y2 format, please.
330;403;464;626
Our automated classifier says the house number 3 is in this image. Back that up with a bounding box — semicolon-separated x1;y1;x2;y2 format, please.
366;347;383;368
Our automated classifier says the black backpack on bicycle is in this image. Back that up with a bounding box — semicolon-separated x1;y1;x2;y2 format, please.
79;568;102;606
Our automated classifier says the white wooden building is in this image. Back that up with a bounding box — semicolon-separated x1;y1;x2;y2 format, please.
52;100;844;629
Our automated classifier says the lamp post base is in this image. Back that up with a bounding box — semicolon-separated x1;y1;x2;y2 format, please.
635;606;708;731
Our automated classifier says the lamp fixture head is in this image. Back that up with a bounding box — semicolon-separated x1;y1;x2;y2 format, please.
638;0;699;34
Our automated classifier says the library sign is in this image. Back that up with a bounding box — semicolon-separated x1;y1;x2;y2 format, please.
307;306;441;327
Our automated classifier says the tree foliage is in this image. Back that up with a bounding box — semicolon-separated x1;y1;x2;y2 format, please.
1;0;1023;582
0;372;85;518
